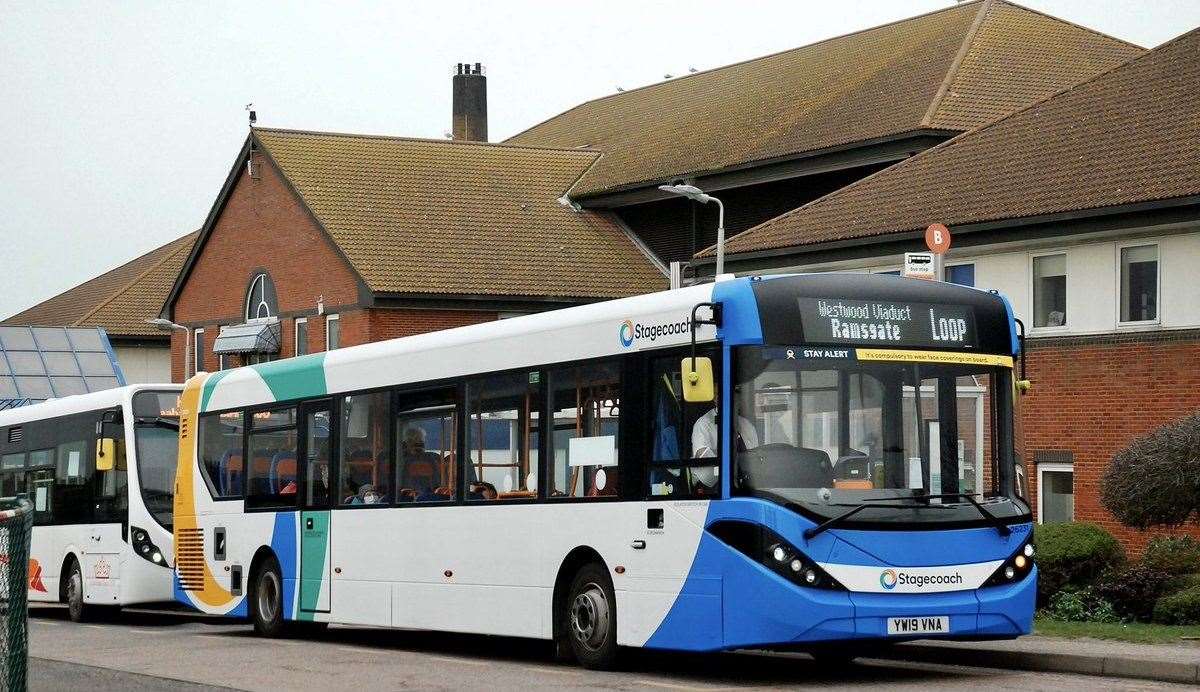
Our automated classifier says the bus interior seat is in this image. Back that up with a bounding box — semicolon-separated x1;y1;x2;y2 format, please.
249;449;275;495
219;451;244;495
586;467;618;497
270;452;297;492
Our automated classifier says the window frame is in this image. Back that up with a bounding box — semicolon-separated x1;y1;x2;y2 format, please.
193;328;205;374
243;403;300;511
1030;251;1069;332
1036;462;1074;525
1115;241;1160;327
325;314;340;351
196;410;247;502
945;262;975;287
641;346;724;500
295;318;309;357
543;358;625;504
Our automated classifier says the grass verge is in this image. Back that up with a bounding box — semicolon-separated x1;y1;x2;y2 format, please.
1034;617;1200;644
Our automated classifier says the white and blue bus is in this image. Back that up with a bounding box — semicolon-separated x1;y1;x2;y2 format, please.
173;274;1034;668
0;385;181;621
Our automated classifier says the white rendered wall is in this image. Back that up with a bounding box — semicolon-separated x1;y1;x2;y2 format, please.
113;345;171;384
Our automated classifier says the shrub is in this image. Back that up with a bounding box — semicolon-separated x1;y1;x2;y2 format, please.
1166;573;1200;594
1034;522;1125;603
1102;413;1200;529
1152;585;1200;625
1093;564;1174;622
1042;588;1120;623
1142;535;1200;575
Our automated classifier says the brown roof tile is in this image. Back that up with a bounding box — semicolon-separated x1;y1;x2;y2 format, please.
3;231;198;338
507;0;1141;198
252;129;666;299
715;28;1200;257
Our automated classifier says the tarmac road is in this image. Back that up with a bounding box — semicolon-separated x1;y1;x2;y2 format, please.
25;605;1193;691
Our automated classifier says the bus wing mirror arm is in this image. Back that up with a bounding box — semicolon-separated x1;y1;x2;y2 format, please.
1014;318;1031;394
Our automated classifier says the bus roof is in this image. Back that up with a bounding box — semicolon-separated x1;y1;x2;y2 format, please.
0;383;182;426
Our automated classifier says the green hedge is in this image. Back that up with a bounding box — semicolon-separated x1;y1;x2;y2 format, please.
1034;522;1125;604
1153;585;1200;625
1094;564;1174;622
1143;536;1200;575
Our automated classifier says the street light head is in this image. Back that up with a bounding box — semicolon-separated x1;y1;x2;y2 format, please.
145;318;183;331
657;184;712;204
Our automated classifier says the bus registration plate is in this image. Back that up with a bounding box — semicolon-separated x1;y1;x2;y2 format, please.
887;616;949;636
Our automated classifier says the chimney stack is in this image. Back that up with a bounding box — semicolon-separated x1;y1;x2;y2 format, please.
452;62;487;142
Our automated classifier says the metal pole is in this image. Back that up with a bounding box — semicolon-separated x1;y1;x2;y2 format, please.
182;326;192;380
714;197;725;277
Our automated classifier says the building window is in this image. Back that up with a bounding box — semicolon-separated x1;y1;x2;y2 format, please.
326;314;340;350
295;318;308;357
1120;244;1158;323
1038;463;1074;524
1033;254;1067;328
244;273;278;321
193;329;204;374
946;263;975;287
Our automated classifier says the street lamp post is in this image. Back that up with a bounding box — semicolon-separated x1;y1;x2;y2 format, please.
146;318;192;380
658;183;726;277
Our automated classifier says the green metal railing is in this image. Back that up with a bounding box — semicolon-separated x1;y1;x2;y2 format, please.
0;499;32;691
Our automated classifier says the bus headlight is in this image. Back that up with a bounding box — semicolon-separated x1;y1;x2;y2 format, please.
131;525;169;568
984;542;1035;587
707;521;846;591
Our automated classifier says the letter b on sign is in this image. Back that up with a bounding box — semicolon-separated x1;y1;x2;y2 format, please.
926;223;951;254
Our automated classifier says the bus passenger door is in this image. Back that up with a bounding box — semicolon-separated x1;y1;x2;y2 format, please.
299;402;333;613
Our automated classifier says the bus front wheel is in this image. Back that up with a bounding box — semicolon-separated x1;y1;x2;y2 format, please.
563;562;619;670
65;559;95;623
250;556;287;637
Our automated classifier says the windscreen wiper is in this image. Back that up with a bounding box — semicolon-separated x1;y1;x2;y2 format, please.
931;492;1012;536
802;497;947;540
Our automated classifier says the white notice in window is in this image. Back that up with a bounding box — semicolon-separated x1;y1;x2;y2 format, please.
68;451;80;477
568;435;616;467
35;486;47;512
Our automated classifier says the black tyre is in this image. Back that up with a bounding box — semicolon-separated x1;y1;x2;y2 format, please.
562;562;619;670
250;556;287;637
65;559;95;623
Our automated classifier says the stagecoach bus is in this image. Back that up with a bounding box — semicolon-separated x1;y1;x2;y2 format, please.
0;385;182;621
173;274;1035;668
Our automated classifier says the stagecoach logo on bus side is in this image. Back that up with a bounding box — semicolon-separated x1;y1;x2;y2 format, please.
618;317;692;349
880;569;898;590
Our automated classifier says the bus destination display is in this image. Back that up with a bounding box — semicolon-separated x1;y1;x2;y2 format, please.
797;298;977;348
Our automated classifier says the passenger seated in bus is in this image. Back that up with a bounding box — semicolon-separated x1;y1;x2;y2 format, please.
468;481;497;500
399;426;441;493
350;483;384;505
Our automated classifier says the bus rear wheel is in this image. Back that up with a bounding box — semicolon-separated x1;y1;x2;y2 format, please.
563;562;619;670
250;556;287;637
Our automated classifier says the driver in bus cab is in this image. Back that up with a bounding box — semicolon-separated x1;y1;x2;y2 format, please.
691;385;759;493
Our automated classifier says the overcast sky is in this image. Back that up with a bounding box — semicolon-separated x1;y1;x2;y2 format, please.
2;1;1197;320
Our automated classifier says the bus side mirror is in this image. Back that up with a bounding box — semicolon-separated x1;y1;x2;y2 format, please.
96;438;117;471
681;357;715;403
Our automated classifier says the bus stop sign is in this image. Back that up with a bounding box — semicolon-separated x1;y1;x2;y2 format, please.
926;223;951;254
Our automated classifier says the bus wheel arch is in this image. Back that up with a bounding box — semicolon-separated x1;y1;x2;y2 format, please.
58;553;79;603
552;546;618;668
247;546;286;637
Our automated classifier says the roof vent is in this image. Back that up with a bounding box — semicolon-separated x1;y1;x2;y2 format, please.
7;427;22;444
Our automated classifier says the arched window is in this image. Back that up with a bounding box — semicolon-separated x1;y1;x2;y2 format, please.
245;272;278;321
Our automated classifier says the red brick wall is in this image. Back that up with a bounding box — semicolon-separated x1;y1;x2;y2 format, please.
1023;330;1200;554
169;151;498;381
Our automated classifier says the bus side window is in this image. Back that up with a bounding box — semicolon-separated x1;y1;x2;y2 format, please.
649;354;717;498
395;387;458;503
466;373;539;501
198;412;245;499
547;362;620;499
246;407;298;508
338;392;391;506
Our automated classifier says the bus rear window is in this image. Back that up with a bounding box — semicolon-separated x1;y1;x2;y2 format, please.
199;411;245;499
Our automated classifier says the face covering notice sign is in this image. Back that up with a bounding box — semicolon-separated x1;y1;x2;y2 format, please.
797;298;978;348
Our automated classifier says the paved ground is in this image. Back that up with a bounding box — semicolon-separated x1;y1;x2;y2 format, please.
25;606;1195;691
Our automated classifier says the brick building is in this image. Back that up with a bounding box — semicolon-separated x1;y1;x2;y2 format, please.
709;28;1200;550
159;127;666;380
2;231;197;383
510;0;1142;273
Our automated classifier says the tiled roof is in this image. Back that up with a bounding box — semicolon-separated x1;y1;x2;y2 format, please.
506;0;1142;198
714;27;1200;257
3;231;198;338
252;129;666;299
